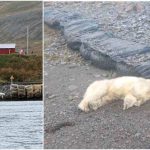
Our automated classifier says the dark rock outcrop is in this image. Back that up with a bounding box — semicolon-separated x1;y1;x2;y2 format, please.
44;8;150;78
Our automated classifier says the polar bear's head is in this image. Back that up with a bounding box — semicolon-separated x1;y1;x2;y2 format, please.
78;99;90;112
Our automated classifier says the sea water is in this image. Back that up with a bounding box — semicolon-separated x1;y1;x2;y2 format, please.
0;101;43;149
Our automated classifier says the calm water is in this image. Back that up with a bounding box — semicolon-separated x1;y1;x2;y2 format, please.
0;101;43;149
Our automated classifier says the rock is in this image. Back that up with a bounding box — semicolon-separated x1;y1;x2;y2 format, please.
68;95;74;101
135;132;141;138
93;74;101;78
69;78;75;81
45;72;48;76
102;73;109;77
68;85;77;91
45;93;49;98
68;64;78;69
60;61;67;65
48;94;57;99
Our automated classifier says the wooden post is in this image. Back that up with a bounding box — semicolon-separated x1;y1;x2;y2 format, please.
27;26;29;55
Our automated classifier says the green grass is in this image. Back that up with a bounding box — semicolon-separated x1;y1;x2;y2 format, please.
0;54;42;83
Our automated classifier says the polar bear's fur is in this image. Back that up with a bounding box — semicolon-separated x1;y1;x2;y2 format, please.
78;76;150;112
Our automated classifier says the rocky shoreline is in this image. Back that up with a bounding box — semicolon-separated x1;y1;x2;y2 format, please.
0;84;42;100
44;2;150;78
45;2;150;45
0;84;11;99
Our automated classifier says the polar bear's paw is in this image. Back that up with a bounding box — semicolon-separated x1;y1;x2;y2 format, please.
123;94;138;110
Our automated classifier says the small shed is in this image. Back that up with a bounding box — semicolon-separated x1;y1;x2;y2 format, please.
0;44;16;54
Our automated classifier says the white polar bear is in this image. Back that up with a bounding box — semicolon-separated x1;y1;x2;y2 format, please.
78;76;150;112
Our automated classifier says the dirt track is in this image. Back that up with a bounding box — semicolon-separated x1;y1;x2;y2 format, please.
44;28;150;149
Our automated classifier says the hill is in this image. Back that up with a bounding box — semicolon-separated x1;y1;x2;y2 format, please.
0;1;42;55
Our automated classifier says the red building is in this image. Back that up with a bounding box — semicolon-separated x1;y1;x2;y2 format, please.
0;44;16;54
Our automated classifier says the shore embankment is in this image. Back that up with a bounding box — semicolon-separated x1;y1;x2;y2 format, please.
0;82;42;100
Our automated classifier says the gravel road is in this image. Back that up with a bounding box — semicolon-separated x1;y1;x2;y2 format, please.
44;27;150;149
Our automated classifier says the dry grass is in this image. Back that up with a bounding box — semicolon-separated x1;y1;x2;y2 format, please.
0;54;42;83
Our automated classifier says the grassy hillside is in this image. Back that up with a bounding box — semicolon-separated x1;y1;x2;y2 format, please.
0;2;40;15
0;1;42;55
0;54;42;83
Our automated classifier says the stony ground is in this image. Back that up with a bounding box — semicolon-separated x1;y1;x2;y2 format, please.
45;1;150;46
44;27;150;149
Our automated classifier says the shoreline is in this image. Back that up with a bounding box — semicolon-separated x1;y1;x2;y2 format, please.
0;98;42;101
0;84;43;101
44;3;150;78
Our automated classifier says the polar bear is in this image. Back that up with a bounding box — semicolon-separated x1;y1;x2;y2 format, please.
78;76;150;112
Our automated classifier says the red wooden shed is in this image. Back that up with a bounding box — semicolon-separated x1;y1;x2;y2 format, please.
0;44;16;54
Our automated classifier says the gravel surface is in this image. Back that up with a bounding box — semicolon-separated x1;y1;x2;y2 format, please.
44;27;150;149
45;1;150;46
